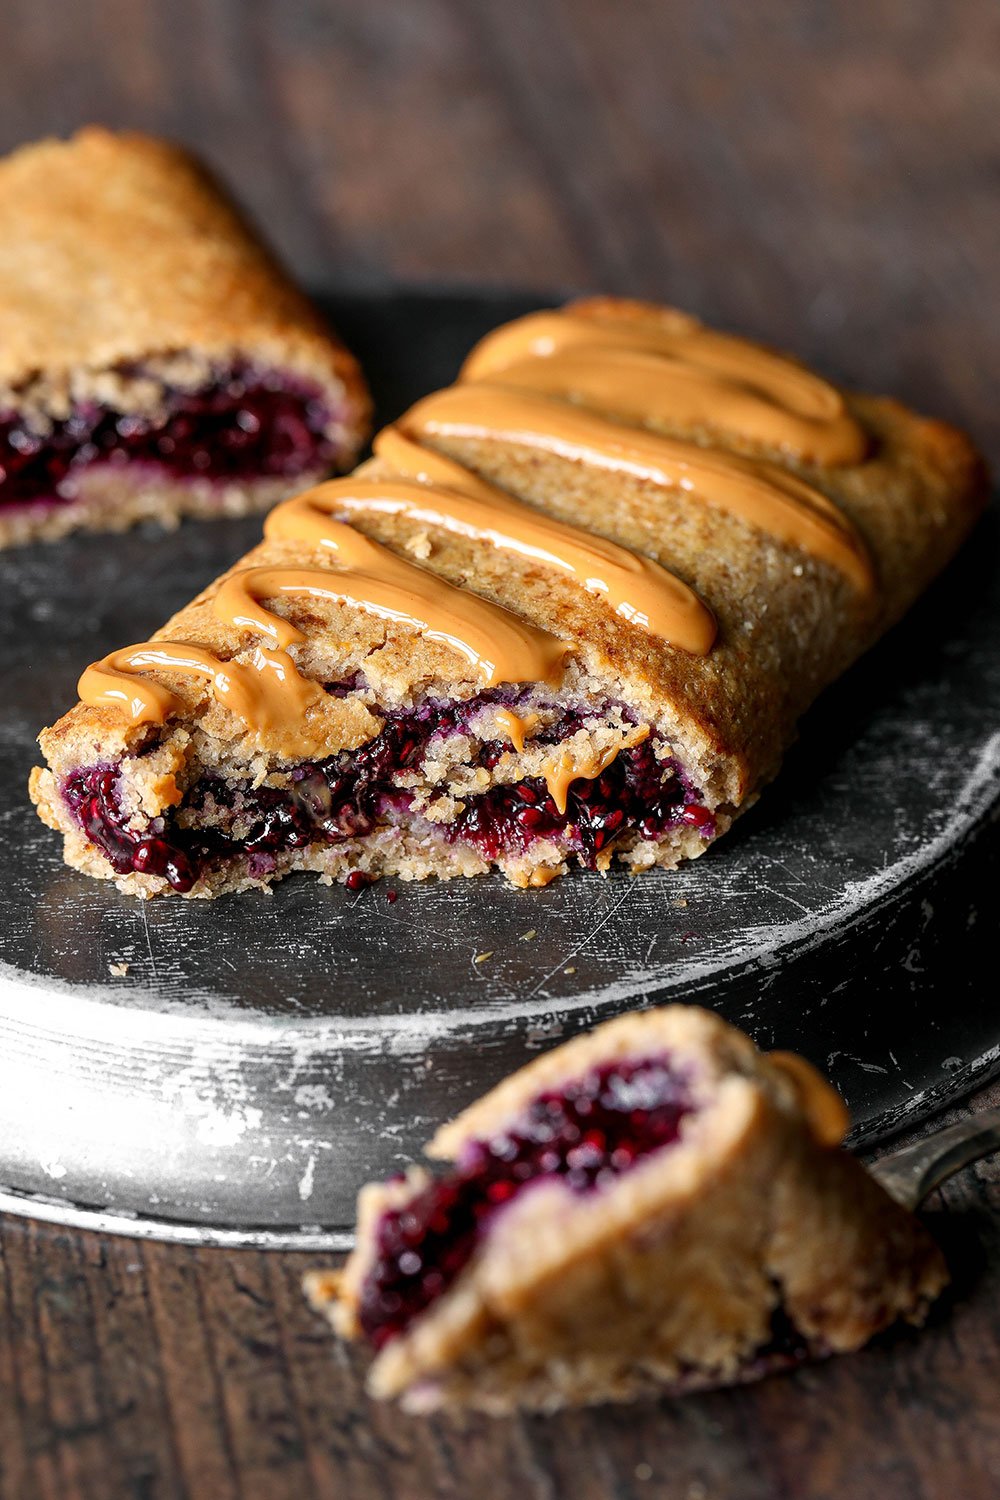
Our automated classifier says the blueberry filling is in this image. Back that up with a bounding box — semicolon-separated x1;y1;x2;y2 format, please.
60;697;715;892
452;743;714;861
358;1054;695;1349
0;363;336;508
62;767;199;892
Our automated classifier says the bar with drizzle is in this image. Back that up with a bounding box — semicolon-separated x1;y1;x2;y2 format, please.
79;303;874;740
39;300;901;894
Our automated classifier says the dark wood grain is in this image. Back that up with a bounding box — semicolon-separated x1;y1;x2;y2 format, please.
1;1;999;1495
2;1084;1000;1500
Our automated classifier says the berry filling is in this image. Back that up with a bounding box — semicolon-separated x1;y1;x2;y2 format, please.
358;1054;696;1349
452;746;714;861
60;695;715;892
0;363;336;509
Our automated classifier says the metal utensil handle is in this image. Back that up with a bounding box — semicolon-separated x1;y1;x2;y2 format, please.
869;1107;1000;1211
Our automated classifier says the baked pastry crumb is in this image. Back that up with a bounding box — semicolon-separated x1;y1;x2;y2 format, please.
0;127;370;547
305;1006;948;1413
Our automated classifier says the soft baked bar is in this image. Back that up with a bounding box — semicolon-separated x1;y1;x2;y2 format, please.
30;298;986;894
0;127;370;547
306;1006;948;1412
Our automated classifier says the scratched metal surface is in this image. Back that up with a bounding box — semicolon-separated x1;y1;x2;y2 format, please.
1;290;999;1245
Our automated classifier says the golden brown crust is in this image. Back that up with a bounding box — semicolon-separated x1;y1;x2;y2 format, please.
306;1006;948;1413
29;297;988;893
0;127;367;404
0;127;371;543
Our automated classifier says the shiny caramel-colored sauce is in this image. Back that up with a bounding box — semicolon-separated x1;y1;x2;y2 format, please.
78;641;326;738
77;302;874;744
265;428;716;653
214;563;569;689
494;708;538;753
460;307;867;466
541;726;650;815
405;386;873;594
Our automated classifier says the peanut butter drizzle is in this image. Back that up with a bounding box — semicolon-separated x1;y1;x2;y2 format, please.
494;708;537;753
405;385;874;594
213;563;569;689
78;641;326;735
542;727;651;815
355;427;714;650
767;1051;850;1147
461;309;867;466
76;302;875;752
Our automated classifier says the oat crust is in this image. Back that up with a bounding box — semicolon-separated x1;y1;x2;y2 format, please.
306;1006;948;1413
0;127;371;547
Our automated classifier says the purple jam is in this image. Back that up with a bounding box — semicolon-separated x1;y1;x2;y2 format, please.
61;695;715;892
358;1054;695;1349
61;766;199;892
0;364;336;509
451;736;713;862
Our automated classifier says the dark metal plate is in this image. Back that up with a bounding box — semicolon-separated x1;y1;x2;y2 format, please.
1;291;998;1245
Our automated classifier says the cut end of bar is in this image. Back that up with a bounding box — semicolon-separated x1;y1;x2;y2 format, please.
305;1006;949;1414
33;684;724;897
0;359;361;544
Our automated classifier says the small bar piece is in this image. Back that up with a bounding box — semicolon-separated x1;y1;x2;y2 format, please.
0;128;370;547
30;298;986;894
305;1006;948;1413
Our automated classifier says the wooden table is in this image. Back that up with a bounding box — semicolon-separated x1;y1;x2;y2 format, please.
2;2;999;1494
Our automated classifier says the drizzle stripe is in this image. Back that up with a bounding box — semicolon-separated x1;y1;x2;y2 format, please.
405;385;874;593
213;564;570;688
78;642;324;730
461;309;866;465
261;429;716;653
